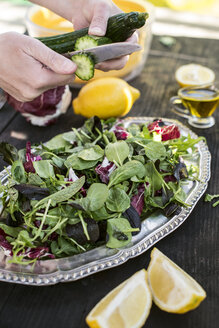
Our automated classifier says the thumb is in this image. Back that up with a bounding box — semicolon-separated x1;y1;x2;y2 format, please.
29;39;77;74
89;2;110;36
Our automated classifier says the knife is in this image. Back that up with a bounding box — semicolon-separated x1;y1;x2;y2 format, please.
64;42;141;63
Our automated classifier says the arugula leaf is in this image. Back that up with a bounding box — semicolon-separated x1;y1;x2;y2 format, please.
35;176;85;208
144;161;168;194
0;142;18;164
105;141;129;166
108;160;145;188
33;160;55;179
106;188;130;212
11;160;26;183
204;193;219;207
12;230;35;248
144;141;167;161
165;135;205;153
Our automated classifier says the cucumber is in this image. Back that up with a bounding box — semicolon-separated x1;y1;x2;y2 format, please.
38;12;148;54
71;53;95;81
74;35;112;51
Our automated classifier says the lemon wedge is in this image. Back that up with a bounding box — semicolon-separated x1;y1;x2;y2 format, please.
86;269;152;328
147;248;206;314
175;63;215;87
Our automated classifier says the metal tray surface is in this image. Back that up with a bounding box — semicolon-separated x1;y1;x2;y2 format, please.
0;117;211;285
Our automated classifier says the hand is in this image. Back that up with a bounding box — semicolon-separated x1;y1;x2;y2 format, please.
71;0;138;71
33;0;138;71
0;32;76;102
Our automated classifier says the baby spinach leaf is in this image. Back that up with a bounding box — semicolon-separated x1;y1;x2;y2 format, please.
0;142;18;164
65;154;98;170
0;223;22;238
144;141;167;161
91;205;110;221
11;160;26;183
46;134;69;150
72;183;109;212
35;176;85;208
62;131;77;144
105;141;129;166
106;188;130;213
106;218;132;248
33;160;55;179
78;145;104;161
108;160;145;188
86;183;109;211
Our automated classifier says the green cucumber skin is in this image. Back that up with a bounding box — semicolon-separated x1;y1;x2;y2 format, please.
38;12;148;54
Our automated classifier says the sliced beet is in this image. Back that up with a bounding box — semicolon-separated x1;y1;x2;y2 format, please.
123;205;141;235
66;218;99;245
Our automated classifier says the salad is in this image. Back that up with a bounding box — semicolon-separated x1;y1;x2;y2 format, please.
0;117;204;265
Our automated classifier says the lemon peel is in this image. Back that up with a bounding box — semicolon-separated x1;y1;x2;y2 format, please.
73;77;140;119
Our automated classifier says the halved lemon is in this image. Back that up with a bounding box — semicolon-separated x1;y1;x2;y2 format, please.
175;63;215;87
86;269;152;328
147;248;206;314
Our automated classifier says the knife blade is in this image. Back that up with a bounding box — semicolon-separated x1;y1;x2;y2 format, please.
64;42;141;63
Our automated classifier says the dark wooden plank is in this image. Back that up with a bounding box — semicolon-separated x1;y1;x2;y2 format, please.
0;105;17;134
0;35;218;328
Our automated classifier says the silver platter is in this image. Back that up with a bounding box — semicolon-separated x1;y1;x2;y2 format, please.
0;117;211;285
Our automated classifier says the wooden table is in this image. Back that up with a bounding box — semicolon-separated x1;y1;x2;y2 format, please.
0;35;218;328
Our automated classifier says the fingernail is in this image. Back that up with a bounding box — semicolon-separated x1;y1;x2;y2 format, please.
89;27;103;36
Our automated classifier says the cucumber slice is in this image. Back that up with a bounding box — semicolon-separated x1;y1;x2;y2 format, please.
74;35;112;51
71;53;95;81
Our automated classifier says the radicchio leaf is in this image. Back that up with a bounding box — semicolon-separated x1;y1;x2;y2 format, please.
95;157;116;184
148;119;180;141
131;183;145;216
113;125;129;140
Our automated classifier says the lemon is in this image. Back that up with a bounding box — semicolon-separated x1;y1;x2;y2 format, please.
86;269;152;328
175;63;215;87
147;248;206;314
73;77;140;119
